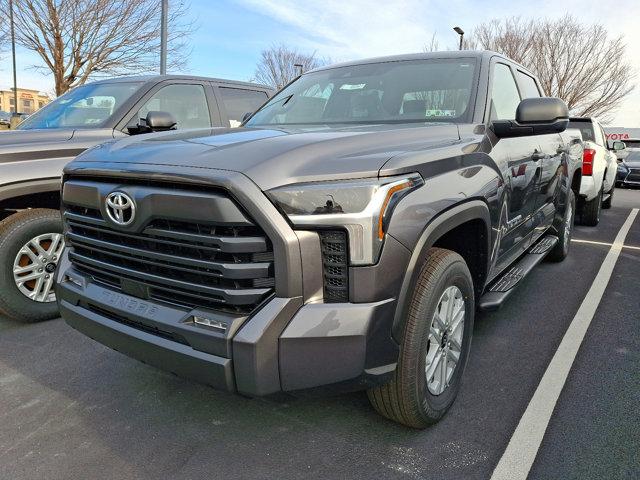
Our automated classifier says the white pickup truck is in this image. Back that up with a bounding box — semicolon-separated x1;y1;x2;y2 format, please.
568;117;618;226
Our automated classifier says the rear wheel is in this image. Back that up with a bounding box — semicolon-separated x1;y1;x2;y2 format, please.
367;248;474;428
581;188;602;226
0;209;64;322
548;190;575;262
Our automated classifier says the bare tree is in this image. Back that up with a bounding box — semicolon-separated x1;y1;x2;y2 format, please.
0;14;7;62
0;0;195;96
424;32;439;52
253;44;329;89
470;15;635;120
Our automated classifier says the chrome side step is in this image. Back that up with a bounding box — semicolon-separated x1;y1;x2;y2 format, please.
479;234;558;311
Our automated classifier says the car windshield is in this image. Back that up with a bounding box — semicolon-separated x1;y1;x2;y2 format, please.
245;58;478;127
18;82;143;130
624;150;640;162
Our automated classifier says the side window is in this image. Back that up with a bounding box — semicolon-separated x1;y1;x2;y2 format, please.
516;71;541;98
137;84;211;130
218;87;268;127
490;63;521;121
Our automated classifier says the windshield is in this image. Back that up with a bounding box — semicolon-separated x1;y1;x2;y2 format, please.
246;58;478;127
18;82;143;130
624;150;640;162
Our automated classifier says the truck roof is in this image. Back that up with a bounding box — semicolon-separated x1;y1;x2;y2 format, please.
310;50;529;73
87;74;272;91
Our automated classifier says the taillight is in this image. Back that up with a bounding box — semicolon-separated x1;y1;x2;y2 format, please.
583;148;595;175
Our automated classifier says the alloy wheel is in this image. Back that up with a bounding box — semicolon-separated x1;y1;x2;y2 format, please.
564;203;573;248
12;233;65;303
425;285;465;395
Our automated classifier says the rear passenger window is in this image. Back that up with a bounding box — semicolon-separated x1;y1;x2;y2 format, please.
218;87;268;127
490;64;521;120
137;84;211;130
516;71;541;98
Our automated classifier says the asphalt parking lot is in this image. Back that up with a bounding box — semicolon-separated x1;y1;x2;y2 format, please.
1;189;639;480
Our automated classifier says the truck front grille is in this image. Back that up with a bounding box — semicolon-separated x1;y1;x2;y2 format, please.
63;181;275;315
627;168;640;182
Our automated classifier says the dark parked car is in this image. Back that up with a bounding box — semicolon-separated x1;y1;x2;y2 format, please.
56;51;581;428
0;75;272;322
617;148;640;187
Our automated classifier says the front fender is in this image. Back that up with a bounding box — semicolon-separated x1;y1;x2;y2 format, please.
390;199;492;343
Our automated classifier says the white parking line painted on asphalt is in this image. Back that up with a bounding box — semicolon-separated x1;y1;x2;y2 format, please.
572;238;640;251
491;208;639;480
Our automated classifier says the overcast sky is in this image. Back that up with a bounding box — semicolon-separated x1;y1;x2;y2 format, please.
2;0;638;126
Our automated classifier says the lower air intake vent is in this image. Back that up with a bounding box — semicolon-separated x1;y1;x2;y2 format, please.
319;231;349;302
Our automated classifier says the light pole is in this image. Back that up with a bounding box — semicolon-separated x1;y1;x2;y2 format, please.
453;26;464;51
160;0;168;74
294;63;303;77
9;0;19;122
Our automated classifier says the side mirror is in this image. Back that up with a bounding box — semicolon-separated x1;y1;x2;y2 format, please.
128;111;177;135
491;97;569;138
241;112;253;124
612;140;626;151
145;111;177;131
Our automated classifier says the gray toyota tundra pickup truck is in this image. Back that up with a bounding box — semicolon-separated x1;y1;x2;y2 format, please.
0;75;272;322
55;51;582;428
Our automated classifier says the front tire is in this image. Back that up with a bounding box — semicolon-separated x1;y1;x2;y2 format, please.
367;248;474;428
581;188;602;226
0;209;64;323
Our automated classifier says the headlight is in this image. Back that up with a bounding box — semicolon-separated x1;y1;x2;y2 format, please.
266;174;423;265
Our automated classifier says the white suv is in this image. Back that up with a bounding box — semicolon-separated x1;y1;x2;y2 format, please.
568;117;618;226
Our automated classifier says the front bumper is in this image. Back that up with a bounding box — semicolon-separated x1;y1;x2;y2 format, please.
57;251;399;396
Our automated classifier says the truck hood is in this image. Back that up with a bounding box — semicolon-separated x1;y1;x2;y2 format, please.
74;124;461;190
0;128;118;159
622;159;640;168
0;128;75;148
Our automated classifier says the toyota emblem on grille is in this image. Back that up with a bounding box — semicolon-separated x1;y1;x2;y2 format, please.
105;192;136;226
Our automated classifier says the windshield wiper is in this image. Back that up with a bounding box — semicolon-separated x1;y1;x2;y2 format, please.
281;94;294;107
254;94;294;116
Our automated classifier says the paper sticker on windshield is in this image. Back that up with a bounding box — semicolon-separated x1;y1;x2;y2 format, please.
340;84;366;90
425;110;456;117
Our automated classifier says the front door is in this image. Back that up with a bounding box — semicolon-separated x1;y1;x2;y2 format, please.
487;62;540;276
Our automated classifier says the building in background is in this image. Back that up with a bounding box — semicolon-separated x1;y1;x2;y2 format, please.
0;87;51;115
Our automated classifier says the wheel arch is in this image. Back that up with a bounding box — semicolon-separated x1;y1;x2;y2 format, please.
391;199;491;342
0;178;61;213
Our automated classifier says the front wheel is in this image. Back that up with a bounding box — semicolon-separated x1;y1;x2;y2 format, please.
0;209;64;323
367;248;474;428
